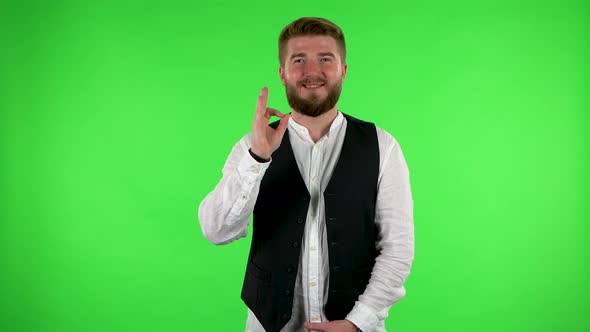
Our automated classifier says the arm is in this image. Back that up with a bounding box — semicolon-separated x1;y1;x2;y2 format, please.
198;135;270;245
198;87;290;245
345;129;415;331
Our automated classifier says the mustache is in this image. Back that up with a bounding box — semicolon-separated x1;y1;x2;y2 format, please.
298;78;327;85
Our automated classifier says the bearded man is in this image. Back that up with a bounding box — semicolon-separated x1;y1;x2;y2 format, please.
199;17;414;332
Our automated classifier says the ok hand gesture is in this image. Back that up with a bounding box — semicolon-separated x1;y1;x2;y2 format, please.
250;87;290;159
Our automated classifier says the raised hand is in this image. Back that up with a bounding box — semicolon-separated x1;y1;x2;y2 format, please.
250;87;290;159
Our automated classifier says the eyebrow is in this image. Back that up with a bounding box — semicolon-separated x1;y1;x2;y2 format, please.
318;52;336;58
289;52;337;60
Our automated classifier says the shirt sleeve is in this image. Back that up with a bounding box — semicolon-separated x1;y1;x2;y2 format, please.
346;128;415;331
198;133;271;245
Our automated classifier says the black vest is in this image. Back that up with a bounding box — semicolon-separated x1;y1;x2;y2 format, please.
241;113;379;332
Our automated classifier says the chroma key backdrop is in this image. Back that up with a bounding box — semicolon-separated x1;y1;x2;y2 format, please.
1;1;588;331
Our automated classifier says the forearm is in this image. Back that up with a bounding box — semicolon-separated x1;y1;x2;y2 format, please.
346;219;414;331
198;136;270;245
346;223;414;328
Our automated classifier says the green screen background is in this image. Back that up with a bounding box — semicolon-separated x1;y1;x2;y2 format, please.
1;0;588;331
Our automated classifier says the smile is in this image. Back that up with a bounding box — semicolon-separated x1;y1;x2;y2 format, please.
302;83;325;89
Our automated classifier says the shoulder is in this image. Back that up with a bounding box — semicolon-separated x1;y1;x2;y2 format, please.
341;112;375;127
375;126;400;152
341;112;399;150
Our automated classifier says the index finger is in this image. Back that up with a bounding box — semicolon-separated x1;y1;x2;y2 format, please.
256;87;269;115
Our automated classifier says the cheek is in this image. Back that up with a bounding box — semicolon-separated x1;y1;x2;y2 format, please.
325;65;342;78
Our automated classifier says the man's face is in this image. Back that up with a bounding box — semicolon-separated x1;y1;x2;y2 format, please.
280;35;347;117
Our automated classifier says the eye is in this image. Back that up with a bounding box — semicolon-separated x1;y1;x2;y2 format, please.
320;57;332;62
293;58;304;64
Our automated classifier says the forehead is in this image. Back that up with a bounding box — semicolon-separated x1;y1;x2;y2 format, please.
285;35;340;56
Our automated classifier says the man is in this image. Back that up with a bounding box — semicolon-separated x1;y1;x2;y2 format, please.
199;17;414;332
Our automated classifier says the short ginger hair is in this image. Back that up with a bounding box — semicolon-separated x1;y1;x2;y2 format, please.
278;17;346;67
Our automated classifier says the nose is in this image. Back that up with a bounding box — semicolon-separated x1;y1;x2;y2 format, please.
303;59;322;76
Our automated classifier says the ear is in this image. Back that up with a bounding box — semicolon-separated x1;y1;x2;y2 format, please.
341;63;348;82
279;66;286;86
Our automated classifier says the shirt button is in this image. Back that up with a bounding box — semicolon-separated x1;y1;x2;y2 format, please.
310;245;316;251
311;316;319;321
310;281;316;287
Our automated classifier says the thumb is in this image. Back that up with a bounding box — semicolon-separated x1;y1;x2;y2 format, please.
304;321;327;331
274;113;290;140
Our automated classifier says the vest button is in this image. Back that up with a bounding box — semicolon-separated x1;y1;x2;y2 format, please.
292;241;299;248
285;289;291;296
302;195;309;201
282;313;289;320
333;265;341;272
328;217;336;222
330;241;337;246
286;266;294;273
296;217;304;224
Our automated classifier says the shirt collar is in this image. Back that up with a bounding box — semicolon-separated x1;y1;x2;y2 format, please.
288;111;344;143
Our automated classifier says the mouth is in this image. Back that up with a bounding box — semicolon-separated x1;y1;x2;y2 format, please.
301;83;325;90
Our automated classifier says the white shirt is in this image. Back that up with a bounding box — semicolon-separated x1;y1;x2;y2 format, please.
199;111;414;332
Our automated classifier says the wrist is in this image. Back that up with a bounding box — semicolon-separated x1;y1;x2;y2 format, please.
248;148;271;163
345;319;362;332
348;320;362;332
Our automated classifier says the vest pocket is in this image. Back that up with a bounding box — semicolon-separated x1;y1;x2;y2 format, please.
247;260;271;284
243;261;274;318
243;261;272;314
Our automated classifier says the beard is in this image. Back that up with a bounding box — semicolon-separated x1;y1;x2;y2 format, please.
284;77;343;117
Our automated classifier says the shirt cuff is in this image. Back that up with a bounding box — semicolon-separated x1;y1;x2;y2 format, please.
237;150;271;180
346;301;380;332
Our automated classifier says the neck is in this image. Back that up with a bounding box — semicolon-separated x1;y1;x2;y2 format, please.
290;108;339;143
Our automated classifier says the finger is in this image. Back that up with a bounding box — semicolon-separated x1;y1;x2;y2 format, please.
304;321;327;331
256;87;269;116
266;107;285;118
273;114;290;140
